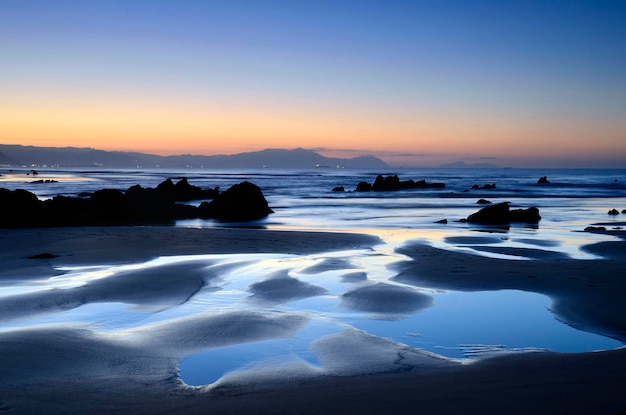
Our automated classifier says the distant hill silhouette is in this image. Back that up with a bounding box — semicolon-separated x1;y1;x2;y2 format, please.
0;150;21;166
0;145;389;169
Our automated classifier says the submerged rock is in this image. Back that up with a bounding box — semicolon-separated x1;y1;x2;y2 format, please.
537;176;550;184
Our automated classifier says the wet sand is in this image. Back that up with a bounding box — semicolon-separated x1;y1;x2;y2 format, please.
1;226;625;414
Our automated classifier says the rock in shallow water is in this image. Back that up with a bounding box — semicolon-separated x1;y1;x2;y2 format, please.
466;202;541;225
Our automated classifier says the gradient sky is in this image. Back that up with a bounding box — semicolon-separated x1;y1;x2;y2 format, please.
1;0;625;167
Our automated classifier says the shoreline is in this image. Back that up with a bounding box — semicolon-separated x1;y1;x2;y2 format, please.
1;226;625;414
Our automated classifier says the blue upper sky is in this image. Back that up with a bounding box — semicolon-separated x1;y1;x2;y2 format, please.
2;0;625;167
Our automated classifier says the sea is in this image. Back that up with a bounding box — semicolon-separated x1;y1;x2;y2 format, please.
1;167;626;385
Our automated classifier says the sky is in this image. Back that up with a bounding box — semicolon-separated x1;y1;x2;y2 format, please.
1;0;625;168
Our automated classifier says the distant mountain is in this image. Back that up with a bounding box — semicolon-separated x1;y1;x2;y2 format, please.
0;145;389;169
438;161;500;169
0;150;21;166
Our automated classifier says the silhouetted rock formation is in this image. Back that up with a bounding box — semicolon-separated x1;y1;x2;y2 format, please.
537;176;550;184
27;253;58;259
372;175;445;191
355;182;372;192
476;199;492;204
466;202;541;225
354;175;445;192
608;208;620;215
0;178;271;227
155;178;219;201
584;226;606;232
31;179;58;184
197;181;273;222
332;186;345;192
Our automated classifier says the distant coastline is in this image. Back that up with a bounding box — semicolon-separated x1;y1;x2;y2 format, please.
0;145;389;170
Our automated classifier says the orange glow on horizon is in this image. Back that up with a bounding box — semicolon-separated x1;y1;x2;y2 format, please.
1;94;625;164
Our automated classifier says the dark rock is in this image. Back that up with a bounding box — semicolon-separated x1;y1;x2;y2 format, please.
332;186;345;192
78;192;92;197
124;185;175;223
537;176;550;184
44;195;90;226
172;178;219;201
199;181;273;222
585;226;607;232
365;175;445;192
174;203;199;220
355;182;372;192
0;178;259;227
153;178;218;202
622;209;626;214
89;189;127;224
156;178;175;194
0;188;42;227
435;219;448;224
372;175;401;191
476;199;492;204
466;202;541;225
509;206;541;223
31;179;58;184
466;202;510;224
27;253;58;259
608;209;620;215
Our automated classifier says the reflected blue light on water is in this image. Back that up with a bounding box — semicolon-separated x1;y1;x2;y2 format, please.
178;287;623;386
344;290;622;359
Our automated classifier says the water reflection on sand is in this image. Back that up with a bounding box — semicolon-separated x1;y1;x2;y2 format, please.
0;229;622;387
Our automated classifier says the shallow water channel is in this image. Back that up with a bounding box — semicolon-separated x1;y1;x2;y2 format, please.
174;246;622;386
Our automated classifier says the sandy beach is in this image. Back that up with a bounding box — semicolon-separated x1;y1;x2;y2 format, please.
1;226;625;414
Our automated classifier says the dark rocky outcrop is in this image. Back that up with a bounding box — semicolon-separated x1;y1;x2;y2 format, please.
466;202;541;225
585;226;607;232
608;209;620;215
197;181;273;222
537;176;550;184
27;253;58;259
354;175;444;192
31;179;58;184
332;186;345;192
355;182;372;192
476;199;492;204
155;178;219;202
0;178;271;227
372;175;445;191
